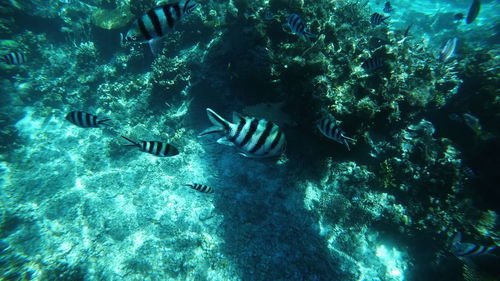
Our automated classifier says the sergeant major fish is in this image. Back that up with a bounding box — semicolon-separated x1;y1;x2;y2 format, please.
286;14;316;40
199;108;286;158
451;232;497;258
362;57;383;71
370;12;389;26
1;52;26;65
383;1;394;13
123;0;199;55
317;117;356;151
65;111;111;128
121;136;179;157
185;183;214;193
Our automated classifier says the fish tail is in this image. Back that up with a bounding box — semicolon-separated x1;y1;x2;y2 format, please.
199;108;230;136
121;136;139;147
305;31;317;41
98;118;112;126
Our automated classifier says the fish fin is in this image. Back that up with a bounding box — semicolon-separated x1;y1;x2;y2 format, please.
217;137;234;146
206;108;230;129
148;38;163;56
304;31;317;41
121;136;139;147
199;126;224;136
232;111;244;123
343;139;351;151
98;119;112;126
239;152;252;158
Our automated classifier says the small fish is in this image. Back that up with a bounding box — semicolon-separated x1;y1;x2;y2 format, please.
454;13;464;21
317;117;355;151
448;113;462;122
462;113;482;135
370;13;389;26
263;10;275;21
439;38;457;62
286;14;316;40
403;24;412;37
466;0;481;24
369;37;391;48
123;0;199;55
1;52;26;65
463;166;478;179
121;136;179;157
65;111;111;128
362;57;383;71
452;232;497;258
383;1;394;13
199;108;286;158
185;183;214;193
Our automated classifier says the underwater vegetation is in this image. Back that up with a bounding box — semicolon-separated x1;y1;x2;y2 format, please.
0;0;499;280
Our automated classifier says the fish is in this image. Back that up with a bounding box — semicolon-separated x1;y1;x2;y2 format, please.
185;183;214;193
263;10;275;21
286;14;316;40
383;1;394;13
65;111;111;128
123;0;199;55
362;57;383;71
439;38;457;62
121;136;179;157
317;117;355;151
370;13;389;26
454;13;464;21
199;108;286;158
1;52;26;65
451;232;497;258
369;37;391;48
462;113;482;135
403;24;412;37
466;0;480;24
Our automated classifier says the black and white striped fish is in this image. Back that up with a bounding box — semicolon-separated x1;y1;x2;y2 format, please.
317;117;355;151
65;111;111;128
439;38;457;62
286;14;316;40
383;1;394;13
121;136;179;157
185;183;213;193
362;57;383;71
123;0;199;55
370;13;389;26
451;232;497;258
1;52;26;65
199;108;286;158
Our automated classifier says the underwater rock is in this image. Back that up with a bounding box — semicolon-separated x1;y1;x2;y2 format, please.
91;5;134;30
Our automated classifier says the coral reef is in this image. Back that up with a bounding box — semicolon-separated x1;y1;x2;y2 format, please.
0;0;498;280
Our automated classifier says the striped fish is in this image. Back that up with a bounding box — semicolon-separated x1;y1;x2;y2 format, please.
185;183;213;193
362;57;383;71
1;52;26;65
121;136;179;157
199;108;286;158
286;14;316;40
65;111;111;128
370;13;389;26
439;38;457;62
452;232;497;258
383;1;394;13
123;0;198;55
317;117;355;151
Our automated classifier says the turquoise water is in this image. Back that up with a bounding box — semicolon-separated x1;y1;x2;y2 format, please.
0;0;499;280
